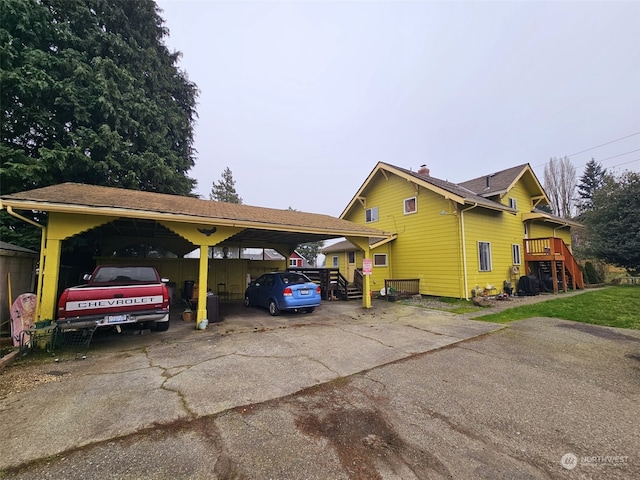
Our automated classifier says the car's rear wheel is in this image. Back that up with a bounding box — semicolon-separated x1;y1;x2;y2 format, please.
268;300;280;316
305;307;315;313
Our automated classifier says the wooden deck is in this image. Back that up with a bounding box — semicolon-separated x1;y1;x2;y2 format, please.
523;237;584;292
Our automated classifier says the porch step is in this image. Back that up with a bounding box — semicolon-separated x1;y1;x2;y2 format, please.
346;286;363;300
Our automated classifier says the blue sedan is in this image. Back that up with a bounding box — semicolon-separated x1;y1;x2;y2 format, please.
244;272;321;316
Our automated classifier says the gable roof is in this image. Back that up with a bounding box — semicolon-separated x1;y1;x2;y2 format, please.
320;239;358;253
1;182;393;247
340;162;516;219
458;163;548;202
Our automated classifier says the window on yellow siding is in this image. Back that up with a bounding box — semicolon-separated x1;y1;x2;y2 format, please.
512;244;521;265
509;198;517;209
366;207;378;223
373;254;387;266
332;256;339;267
404;197;417;214
478;242;492;271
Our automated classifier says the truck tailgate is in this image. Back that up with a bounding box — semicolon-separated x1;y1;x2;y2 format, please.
62;284;166;317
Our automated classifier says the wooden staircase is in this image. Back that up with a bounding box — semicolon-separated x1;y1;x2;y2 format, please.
347;269;364;300
523;237;584;293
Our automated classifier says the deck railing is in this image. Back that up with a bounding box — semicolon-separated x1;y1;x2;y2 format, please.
384;279;420;299
523;237;584;290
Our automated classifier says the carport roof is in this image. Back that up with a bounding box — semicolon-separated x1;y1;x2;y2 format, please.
1;182;394;246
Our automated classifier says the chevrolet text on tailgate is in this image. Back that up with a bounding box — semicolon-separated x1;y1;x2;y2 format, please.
57;265;171;332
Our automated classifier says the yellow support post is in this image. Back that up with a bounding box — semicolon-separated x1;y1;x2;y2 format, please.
345;236;372;309
363;267;372;308
39;238;61;320
196;246;209;328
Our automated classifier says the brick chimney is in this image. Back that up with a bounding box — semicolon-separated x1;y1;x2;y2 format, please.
418;164;430;176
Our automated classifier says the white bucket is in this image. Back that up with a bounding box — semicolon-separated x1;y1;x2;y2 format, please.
198;319;208;330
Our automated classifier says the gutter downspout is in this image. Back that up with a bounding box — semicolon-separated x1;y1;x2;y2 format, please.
6;206;46;321
460;203;478;301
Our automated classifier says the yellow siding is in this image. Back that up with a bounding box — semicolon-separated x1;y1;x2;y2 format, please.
461;181;545;297
462;208;522;297
338;167;580;299
528;222;572;248
344;173;462;298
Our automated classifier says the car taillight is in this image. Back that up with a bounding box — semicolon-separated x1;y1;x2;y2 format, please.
162;285;170;305
283;287;293;296
57;290;68;318
315;286;321;294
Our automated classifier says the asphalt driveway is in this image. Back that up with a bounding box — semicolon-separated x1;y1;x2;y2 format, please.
1;298;638;479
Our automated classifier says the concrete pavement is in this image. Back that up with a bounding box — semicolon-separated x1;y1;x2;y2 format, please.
0;300;501;471
2;297;638;479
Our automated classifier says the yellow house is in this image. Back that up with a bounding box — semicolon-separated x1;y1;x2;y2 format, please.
330;162;583;299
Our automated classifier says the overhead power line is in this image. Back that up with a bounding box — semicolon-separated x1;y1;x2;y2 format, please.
566;132;640;157
534;132;640;169
597;148;640;162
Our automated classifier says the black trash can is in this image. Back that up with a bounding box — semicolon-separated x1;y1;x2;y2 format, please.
183;280;195;300
206;294;219;323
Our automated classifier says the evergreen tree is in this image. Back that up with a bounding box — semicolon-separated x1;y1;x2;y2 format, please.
577;158;607;213
210;167;242;204
1;0;199;248
584;171;640;274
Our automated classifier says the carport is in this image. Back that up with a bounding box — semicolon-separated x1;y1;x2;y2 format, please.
0;183;395;323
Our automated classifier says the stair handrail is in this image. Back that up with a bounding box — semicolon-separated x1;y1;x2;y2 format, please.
353;269;363;292
557;239;584;289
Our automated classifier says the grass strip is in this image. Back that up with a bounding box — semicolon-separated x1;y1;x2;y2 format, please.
475;286;640;330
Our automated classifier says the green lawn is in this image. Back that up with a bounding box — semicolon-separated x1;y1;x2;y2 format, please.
475;285;640;330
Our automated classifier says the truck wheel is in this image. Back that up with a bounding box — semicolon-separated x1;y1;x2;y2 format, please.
268;300;280;316
156;321;170;332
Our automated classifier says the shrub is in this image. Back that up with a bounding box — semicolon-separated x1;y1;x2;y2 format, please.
584;261;602;284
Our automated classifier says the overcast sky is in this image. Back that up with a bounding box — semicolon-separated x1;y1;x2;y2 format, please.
156;0;640;217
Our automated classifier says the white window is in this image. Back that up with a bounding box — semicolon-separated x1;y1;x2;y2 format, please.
331;256;339;267
373;254;387;266
512;244;521;265
365;207;378;223
478;242;492;272
404;197;417;215
509;198;517;209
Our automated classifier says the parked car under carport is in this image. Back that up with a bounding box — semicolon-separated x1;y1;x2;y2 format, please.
244;272;321;316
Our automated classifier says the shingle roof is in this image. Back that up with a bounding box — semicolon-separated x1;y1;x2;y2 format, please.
320;239;357;253
457;163;530;196
1;182;391;239
380;163;514;212
0;241;38;254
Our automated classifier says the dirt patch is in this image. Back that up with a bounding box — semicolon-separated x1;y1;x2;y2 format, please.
293;386;452;480
0;359;68;398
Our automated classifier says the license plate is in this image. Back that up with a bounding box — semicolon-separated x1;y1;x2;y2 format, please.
107;314;128;323
300;289;309;295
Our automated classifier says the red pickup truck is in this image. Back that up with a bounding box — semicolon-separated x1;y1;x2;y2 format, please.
56;265;171;332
